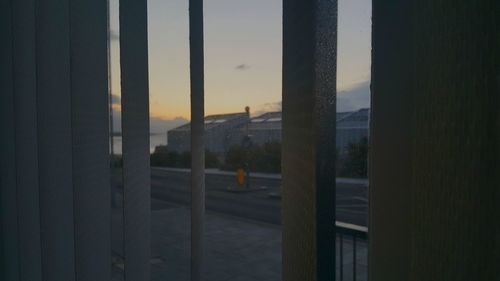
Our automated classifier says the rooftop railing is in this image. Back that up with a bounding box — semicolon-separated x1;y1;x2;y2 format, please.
336;221;368;281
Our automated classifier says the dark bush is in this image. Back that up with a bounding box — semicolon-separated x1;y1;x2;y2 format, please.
111;154;123;168
223;145;246;171
177;151;191;168
338;137;368;178
205;149;220;168
150;145;179;167
150;146;219;169
222;141;281;173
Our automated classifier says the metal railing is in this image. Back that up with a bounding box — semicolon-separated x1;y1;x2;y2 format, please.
336;221;368;281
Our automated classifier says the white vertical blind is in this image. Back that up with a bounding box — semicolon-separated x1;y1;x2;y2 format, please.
119;0;152;280
2;0;152;279
36;0;76;280
0;0;20;279
3;0;112;279
12;0;42;280
70;0;111;280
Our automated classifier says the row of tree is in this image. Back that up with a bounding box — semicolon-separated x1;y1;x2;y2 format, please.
146;137;368;178
222;142;281;173
149;142;281;173
336;137;368;178
150;145;220;168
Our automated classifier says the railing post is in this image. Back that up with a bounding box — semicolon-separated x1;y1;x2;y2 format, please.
352;236;356;281
340;234;343;281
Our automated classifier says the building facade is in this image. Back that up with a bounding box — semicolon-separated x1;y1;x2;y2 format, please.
336;108;370;154
167;108;369;154
167;112;249;154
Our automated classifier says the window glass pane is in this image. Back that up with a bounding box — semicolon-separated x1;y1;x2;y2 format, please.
336;0;371;280
108;0;124;279
203;0;283;280
148;0;191;280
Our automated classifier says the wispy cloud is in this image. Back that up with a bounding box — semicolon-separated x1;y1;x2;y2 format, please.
252;101;282;116
337;80;370;112
235;64;250;71
248;81;370;117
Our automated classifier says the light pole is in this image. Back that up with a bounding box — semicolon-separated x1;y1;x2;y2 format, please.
242;106;251;189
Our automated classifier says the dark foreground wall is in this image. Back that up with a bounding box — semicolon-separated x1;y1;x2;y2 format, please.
370;1;500;280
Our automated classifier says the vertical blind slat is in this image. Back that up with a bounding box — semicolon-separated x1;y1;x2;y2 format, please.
189;0;205;280
282;0;337;280
119;0;151;279
70;0;111;280
0;0;20;279
314;0;337;279
12;0;42;280
36;0;76;280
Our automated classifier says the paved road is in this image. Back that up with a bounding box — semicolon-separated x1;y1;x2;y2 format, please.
111;168;368;281
113;167;368;226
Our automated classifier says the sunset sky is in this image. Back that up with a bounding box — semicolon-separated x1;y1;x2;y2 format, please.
109;0;371;130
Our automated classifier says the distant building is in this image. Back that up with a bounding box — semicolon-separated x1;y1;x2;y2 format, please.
227;111;282;147
336;108;370;153
167;112;249;154
167;108;369;154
